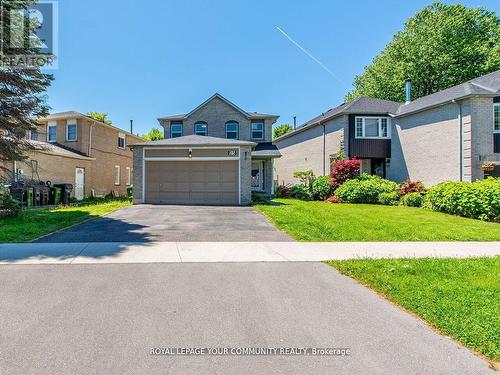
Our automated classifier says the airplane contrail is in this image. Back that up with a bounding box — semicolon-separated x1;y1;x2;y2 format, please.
275;26;342;83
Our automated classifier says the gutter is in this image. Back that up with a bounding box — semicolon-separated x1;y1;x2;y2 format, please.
322;122;326;176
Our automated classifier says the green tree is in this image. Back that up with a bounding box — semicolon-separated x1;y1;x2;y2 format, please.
86;112;112;125
0;0;53;166
273;124;293;139
141;127;164;141
346;2;500;102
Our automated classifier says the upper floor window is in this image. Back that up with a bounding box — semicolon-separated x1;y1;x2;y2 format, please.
251;120;264;140
47;121;57;142
66;120;77;141
171;122;183;138
195;122;208;136
30;129;39;141
354;116;391;139
494;104;500;133
226;121;239;139
118;132;126;149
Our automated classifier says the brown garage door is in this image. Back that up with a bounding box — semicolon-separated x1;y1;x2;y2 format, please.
145;160;239;205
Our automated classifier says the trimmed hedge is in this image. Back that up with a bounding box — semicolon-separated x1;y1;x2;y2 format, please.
312;176;332;200
378;191;400;206
335;174;398;204
425;178;500;222
401;192;423;207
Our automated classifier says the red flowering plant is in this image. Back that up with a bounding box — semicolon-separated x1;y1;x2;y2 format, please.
398;179;425;196
329;158;361;190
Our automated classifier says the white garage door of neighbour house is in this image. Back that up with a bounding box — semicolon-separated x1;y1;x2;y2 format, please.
144;160;239;205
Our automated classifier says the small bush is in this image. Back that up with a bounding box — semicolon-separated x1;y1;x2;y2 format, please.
326;195;342;204
329;159;360;190
312;176;332;200
290;184;312;200
275;184;291;198
400;192;423;207
378;191;400;206
0;183;21;218
425;178;500;222
399;179;425;196
292;170;315;189
335;174;399;204
252;192;269;203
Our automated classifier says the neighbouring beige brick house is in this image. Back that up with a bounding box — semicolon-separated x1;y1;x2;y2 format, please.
130;93;280;205
274;71;500;187
1;111;142;199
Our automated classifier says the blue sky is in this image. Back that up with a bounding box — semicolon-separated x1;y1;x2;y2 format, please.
46;0;499;135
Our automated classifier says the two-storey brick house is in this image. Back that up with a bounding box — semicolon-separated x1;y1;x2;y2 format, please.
130;93;280;205
1;111;142;199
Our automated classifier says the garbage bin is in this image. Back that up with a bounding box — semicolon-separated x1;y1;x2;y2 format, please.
51;187;62;205
126;187;133;198
53;184;73;205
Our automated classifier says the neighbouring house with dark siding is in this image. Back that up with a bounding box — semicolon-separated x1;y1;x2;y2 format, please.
274;70;500;187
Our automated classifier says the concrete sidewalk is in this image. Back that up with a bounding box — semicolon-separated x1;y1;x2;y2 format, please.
0;241;499;264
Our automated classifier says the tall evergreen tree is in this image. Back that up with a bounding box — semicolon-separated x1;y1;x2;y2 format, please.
0;0;53;166
346;2;500;102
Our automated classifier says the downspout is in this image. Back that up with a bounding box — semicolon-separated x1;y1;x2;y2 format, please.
453;100;463;181
88;121;94;157
322;121;326;176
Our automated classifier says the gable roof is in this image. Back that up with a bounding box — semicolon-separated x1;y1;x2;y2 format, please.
130;134;256;147
397;70;500;116
274;96;401;142
40;111;142;140
158;93;279;121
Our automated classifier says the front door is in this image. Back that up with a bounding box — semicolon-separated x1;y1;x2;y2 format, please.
371;158;386;178
75;167;85;200
251;161;263;191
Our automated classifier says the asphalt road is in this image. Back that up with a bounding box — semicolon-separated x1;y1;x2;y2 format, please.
0;262;492;374
35;205;292;243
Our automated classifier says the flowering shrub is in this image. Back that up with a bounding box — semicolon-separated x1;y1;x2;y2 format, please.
326;195;342;203
329;159;360;190
425;178;500;222
335;174;399;204
400;192;423;207
378;191;400;206
399;179;425;196
312;176;332;200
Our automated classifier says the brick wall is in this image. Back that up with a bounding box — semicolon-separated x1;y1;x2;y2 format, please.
274;115;347;185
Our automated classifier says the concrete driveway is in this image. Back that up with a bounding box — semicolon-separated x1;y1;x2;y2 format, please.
0;262;491;374
35;205;292;243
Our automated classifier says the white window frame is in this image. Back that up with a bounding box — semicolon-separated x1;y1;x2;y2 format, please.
29;129;39;141
118;132;126;149
126;167;131;186
171;123;183;138
225;122;239;139
47;121;57;142
494;103;500;133
114;165;121;185
354;116;391;139
251;121;264;140
194;122;208;136
66;119;77;141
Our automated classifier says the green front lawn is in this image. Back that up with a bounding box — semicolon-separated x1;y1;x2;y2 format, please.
327;257;500;362
255;199;500;241
0;200;131;243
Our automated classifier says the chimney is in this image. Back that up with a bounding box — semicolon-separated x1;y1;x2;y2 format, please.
405;79;411;104
130;120;133;133
293;116;297;129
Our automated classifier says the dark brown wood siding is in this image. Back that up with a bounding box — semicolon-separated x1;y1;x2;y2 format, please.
348;115;391;158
